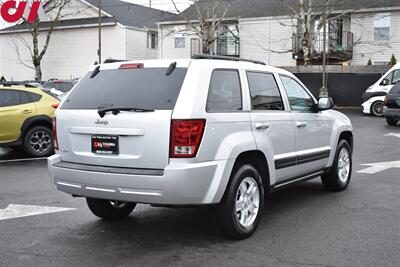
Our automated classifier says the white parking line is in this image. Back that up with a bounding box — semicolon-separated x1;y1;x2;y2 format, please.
0;204;75;221
385;133;400;138
0;157;47;163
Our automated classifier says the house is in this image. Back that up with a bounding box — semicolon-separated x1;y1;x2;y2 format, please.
158;0;400;66
0;0;175;81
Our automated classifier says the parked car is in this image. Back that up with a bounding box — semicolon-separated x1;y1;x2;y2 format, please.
384;82;400;126
48;56;353;239
0;85;59;157
361;62;400;116
42;80;76;96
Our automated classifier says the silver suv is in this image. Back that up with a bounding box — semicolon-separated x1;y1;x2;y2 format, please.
48;55;353;239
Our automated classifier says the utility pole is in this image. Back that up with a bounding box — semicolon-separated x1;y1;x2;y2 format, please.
98;0;102;63
320;5;328;97
149;0;151;8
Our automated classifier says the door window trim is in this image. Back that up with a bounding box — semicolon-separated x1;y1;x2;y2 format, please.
245;70;287;112
206;68;245;113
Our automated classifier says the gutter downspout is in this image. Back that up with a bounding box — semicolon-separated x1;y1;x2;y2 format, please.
267;17;270;65
158;23;163;59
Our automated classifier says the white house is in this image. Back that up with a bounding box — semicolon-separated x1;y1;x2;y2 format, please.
0;0;175;81
158;0;400;67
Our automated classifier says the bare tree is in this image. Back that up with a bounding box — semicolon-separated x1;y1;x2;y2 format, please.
12;0;85;81
171;0;231;54
288;0;364;65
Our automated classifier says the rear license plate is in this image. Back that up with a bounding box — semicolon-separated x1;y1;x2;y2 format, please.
91;135;119;155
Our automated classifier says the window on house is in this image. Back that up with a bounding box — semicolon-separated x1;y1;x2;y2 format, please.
374;13;390;41
175;37;185;48
147;32;157;49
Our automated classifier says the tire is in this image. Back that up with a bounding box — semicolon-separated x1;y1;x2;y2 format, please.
321;140;352;192
23;126;54;157
86;198;136;220
370;100;385;117
386;117;399;126
218;164;265;240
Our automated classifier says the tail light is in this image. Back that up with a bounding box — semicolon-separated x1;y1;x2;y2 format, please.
52;117;58;150
170;119;206;158
384;96;389;106
51;103;59;109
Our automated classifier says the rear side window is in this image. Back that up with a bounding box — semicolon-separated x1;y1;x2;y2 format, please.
247;71;284;110
206;69;242;112
61;68;187;110
28;92;42;102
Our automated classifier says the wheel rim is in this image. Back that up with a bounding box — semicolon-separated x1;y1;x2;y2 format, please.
235;177;260;228
337;148;351;183
109;200;127;209
372;101;384;116
29;130;52;154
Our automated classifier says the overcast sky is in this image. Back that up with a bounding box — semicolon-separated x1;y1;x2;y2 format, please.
0;0;191;29
123;0;191;13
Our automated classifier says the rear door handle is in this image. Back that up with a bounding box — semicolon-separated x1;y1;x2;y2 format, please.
296;121;307;128
21;110;32;114
255;122;270;129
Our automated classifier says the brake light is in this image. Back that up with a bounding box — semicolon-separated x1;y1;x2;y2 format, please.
119;63;144;69
384;96;389;106
170;119;206;158
51;103;59;109
52;117;58;150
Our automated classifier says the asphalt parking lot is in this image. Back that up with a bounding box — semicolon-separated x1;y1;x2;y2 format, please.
0;109;399;267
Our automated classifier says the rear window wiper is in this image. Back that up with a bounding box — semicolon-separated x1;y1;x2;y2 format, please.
98;107;154;118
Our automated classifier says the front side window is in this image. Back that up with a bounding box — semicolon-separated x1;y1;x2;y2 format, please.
206;69;242;111
247;71;284;110
374;13;390;41
0;90;22;107
392;70;400;84
280;75;315;112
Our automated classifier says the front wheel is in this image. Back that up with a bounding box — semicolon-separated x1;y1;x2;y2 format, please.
218;164;265;240
86;198;136;220
386;117;399;126
321;140;352;192
371;100;385;117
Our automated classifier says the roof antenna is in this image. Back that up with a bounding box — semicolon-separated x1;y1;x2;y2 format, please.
165;62;177;76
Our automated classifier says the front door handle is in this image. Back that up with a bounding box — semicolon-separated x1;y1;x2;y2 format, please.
296;121;307;128
255;122;270;129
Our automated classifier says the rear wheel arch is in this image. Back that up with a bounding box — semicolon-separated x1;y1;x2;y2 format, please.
21;115;52;138
230;150;270;191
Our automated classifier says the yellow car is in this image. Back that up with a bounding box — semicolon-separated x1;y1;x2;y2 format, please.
0;85;59;157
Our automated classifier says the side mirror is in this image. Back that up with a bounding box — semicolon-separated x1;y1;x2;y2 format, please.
382;78;390;86
318;97;334;111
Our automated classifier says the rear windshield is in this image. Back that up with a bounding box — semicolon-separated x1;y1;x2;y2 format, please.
61;68;187;110
44;82;74;93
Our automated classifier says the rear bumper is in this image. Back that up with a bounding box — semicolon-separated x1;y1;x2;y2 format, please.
48;154;234;205
384;107;400;118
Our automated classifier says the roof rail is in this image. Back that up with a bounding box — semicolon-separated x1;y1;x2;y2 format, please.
191;54;266;65
103;59;128;64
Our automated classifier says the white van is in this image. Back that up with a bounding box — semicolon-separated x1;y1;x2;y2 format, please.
361;63;400;116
